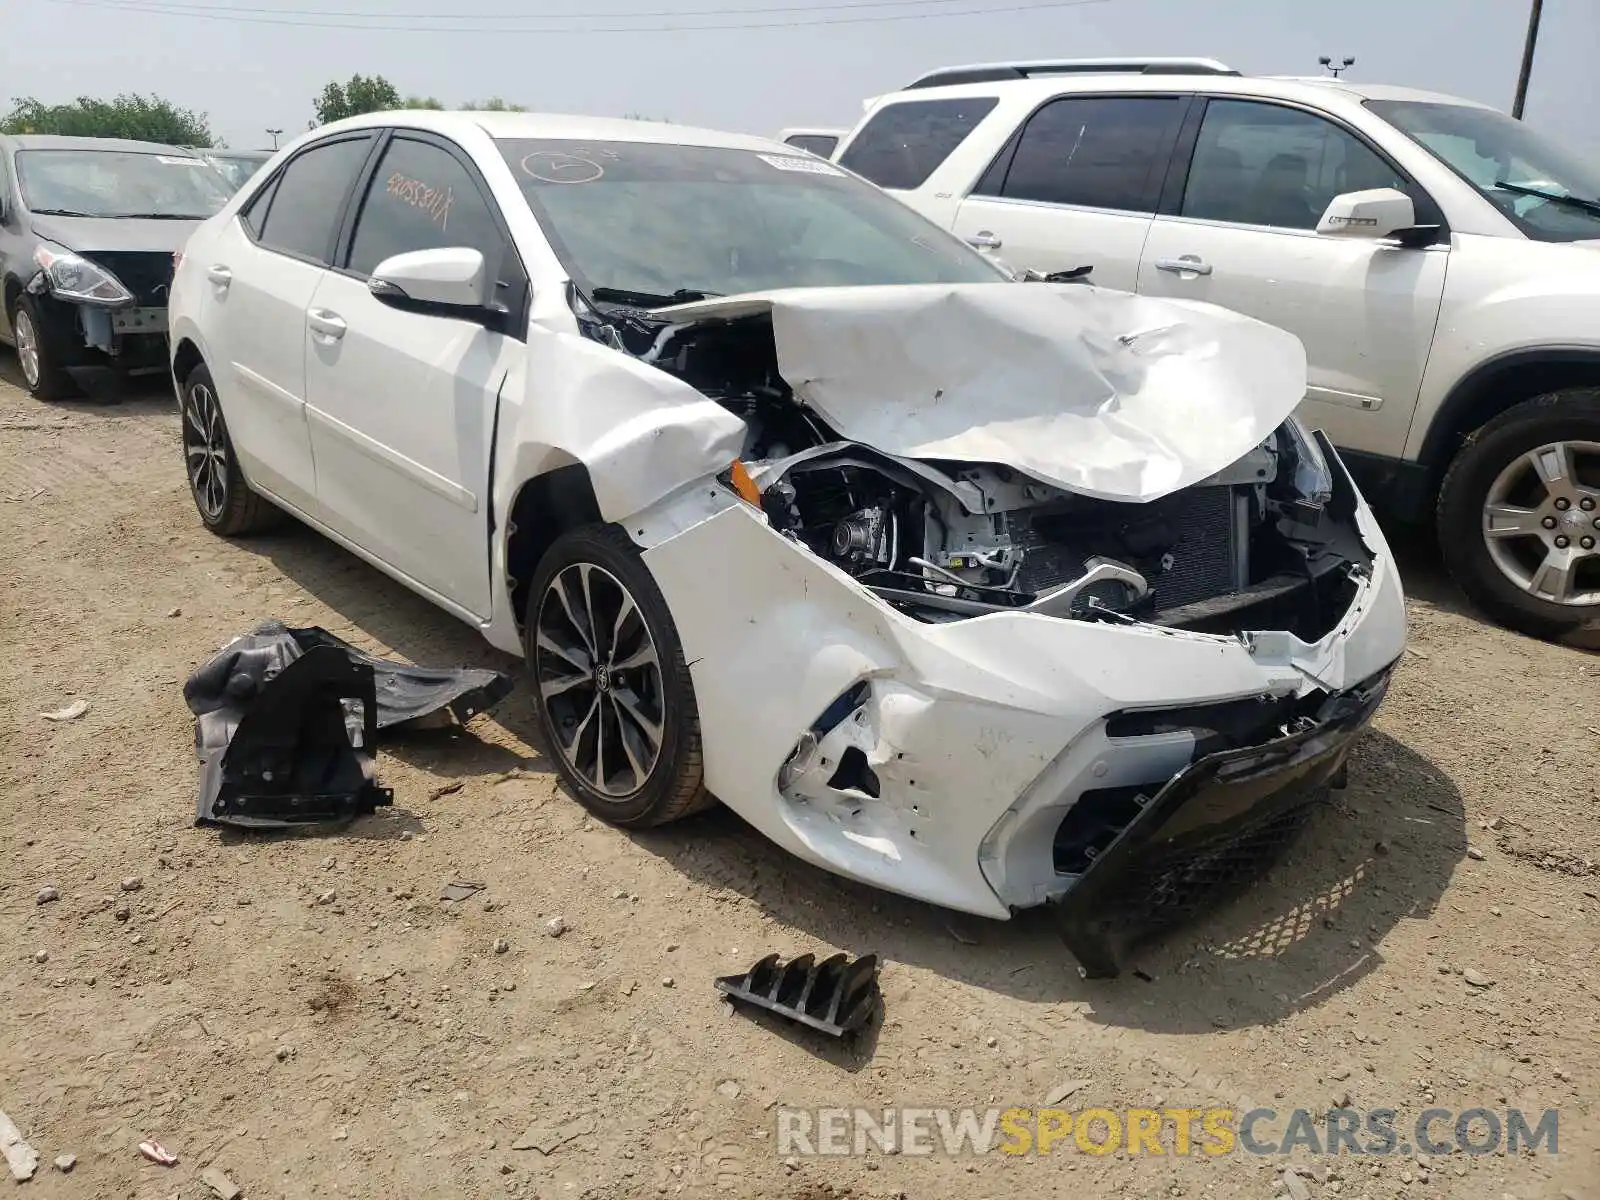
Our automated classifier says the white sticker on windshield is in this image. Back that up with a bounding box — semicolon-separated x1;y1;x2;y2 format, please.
757;153;845;176
156;155;206;166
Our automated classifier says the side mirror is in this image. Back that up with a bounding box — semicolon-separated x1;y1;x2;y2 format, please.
368;247;490;312
1316;188;1418;241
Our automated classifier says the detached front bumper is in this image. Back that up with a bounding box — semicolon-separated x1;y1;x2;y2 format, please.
1049;668;1389;978
632;443;1404;968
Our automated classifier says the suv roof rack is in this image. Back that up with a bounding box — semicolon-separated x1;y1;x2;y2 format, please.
905;57;1240;89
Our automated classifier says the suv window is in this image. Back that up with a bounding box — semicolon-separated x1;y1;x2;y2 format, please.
784;133;839;158
346;136;507;281
982;95;1184;213
258;136;372;261
1182;100;1408;231
838;97;998;190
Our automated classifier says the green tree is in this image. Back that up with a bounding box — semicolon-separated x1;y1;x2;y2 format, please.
402;95;446;110
313;74;403;124
0;94;215;146
461;97;527;112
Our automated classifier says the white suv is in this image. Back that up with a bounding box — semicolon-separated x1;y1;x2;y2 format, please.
834;58;1600;639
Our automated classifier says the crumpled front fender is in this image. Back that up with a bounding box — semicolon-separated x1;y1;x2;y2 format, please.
496;325;745;525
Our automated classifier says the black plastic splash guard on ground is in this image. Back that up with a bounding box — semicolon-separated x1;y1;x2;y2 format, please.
1048;668;1392;980
715;952;881;1037
183;620;514;829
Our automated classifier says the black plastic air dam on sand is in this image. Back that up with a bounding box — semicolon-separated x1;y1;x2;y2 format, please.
715;952;881;1037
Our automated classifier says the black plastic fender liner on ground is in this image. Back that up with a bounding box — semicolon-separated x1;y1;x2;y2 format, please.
183;620;515;829
715;952;881;1037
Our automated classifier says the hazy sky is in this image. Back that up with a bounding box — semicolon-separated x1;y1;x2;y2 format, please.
3;0;1596;154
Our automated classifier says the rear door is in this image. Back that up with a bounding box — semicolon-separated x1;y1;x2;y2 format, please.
949;94;1190;291
201;133;375;512
301;130;527;618
836;96;1000;230
1135;97;1449;457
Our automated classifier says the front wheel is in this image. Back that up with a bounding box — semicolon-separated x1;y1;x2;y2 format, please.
11;296;75;400
524;524;713;827
1437;389;1600;639
180;363;281;536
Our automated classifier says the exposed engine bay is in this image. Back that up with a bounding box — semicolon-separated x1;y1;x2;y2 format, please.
576;287;1374;640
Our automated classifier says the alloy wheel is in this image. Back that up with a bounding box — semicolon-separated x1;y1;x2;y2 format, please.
1481;439;1600;607
14;309;41;390
182;381;230;522
533;562;666;798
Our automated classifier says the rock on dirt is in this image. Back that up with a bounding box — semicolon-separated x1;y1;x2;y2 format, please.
53;1153;76;1173
35;885;59;904
200;1165;243;1199
1;1108;40;1181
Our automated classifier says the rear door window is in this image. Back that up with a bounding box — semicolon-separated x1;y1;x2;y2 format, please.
838;97;998;190
983;95;1185;213
256;135;373;263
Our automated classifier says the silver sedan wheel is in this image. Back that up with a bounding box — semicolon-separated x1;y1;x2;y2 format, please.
1481;440;1600;607
182;382;230;522
533;562;665;798
14;308;41;389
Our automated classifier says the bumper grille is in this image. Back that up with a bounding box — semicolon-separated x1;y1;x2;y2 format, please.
81;251;175;307
1123;804;1315;925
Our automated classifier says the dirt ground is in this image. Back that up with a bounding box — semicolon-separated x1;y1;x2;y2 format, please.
2;363;1597;1200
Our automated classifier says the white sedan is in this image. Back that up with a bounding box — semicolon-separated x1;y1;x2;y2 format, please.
167;112;1405;976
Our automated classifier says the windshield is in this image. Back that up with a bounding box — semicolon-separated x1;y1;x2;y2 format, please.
206;154;269;192
15;149;232;219
1368;100;1600;242
496;138;1005;301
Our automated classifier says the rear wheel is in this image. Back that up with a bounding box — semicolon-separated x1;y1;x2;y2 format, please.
180;362;280;536
10;296;74;401
524;524;713;827
1437;389;1600;639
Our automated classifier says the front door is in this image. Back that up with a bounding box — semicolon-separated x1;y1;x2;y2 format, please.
302;132;527;619
949;94;1190;292
1136;98;1448;458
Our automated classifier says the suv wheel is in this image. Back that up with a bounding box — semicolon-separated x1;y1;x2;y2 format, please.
1437;389;1600;639
524;524;714;827
180;363;281;535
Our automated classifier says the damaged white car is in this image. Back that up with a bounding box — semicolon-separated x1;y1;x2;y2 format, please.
168;113;1405;976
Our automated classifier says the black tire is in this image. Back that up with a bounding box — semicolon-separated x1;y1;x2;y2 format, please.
1437;388;1600;640
523;523;713;827
10;295;76;400
179;362;281;536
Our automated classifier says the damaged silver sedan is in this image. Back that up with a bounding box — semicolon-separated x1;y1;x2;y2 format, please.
167;114;1405;975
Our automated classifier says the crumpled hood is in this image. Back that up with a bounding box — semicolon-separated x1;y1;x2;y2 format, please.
660;283;1308;503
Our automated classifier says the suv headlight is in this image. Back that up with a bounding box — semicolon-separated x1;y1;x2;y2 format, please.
1278;415;1334;507
33;245;135;306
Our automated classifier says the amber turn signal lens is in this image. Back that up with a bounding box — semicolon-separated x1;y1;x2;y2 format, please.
729;459;762;507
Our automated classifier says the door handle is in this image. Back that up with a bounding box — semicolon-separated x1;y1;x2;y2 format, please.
206;264;232;287
307;308;347;341
1155;255;1212;276
965;230;1003;250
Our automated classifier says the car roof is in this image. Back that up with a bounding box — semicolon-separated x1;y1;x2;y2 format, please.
310;110;797;156
869;71;1496;113
3;134;200;154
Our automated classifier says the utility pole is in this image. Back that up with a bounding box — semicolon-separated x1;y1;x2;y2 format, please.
1511;0;1544;119
266;127;283;149
1318;55;1355;78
